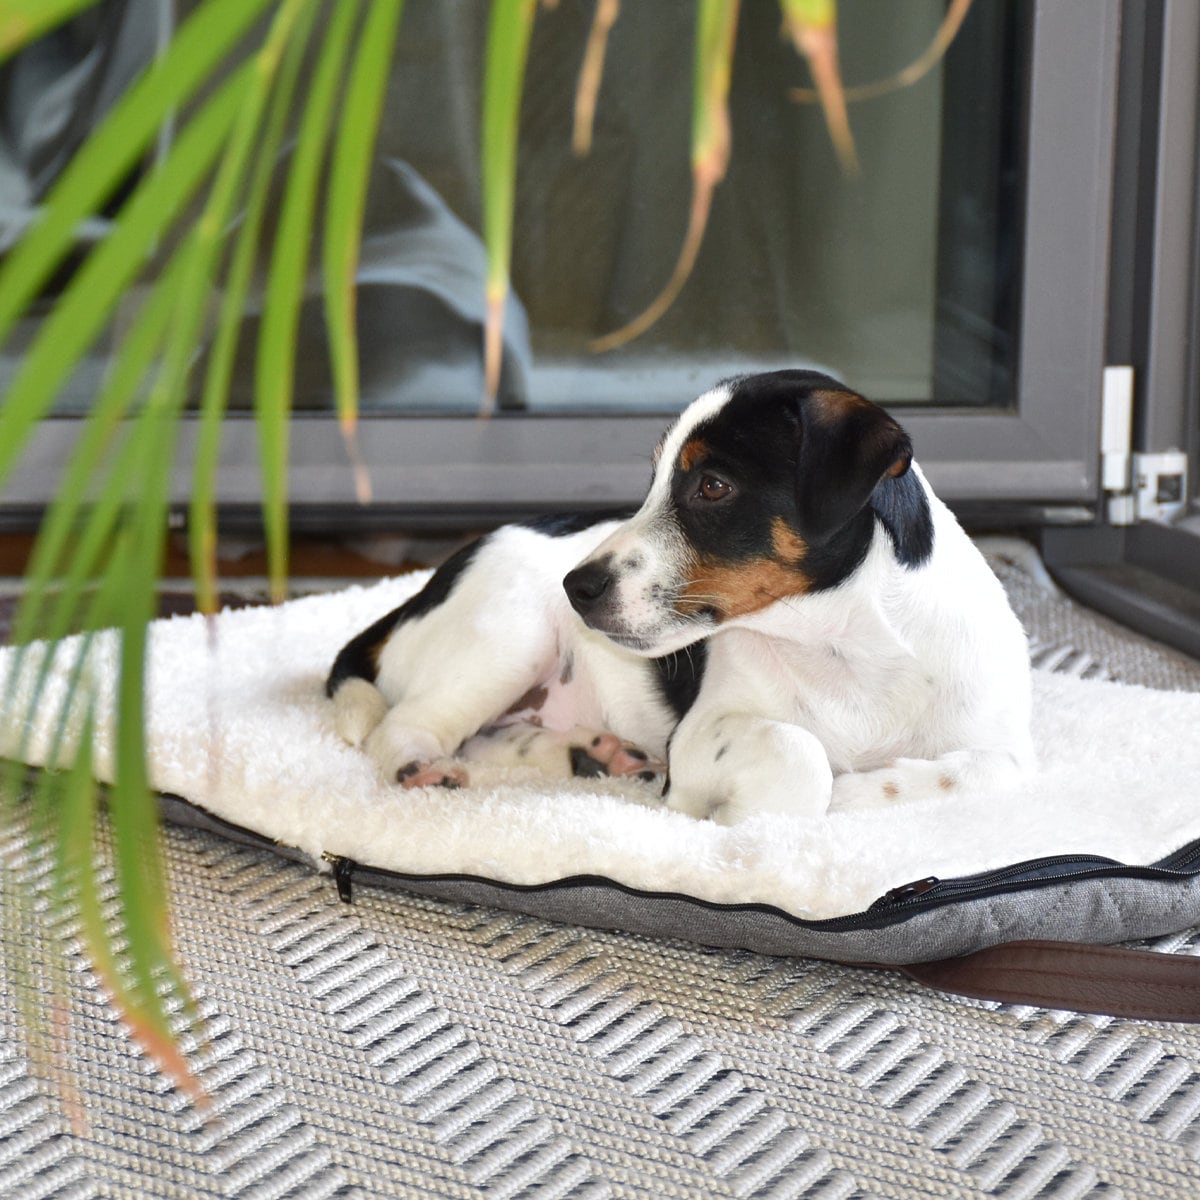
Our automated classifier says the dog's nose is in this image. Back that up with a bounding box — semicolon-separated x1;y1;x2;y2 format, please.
564;560;612;615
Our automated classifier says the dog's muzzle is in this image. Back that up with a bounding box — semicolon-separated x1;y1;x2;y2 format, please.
564;540;706;656
563;559;613;621
564;555;653;649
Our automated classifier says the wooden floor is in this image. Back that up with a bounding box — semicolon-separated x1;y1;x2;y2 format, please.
0;530;459;582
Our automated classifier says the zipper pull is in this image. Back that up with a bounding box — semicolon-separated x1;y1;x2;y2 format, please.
323;853;356;903
874;876;940;908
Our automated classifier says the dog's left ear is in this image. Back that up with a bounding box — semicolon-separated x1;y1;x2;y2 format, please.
794;387;913;544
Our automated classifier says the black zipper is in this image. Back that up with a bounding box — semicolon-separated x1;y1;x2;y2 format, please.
863;841;1200;921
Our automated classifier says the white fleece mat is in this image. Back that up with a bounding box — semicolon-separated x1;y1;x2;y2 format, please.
4;573;1200;922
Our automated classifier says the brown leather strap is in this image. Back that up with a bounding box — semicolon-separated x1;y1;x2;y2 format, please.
884;940;1200;1023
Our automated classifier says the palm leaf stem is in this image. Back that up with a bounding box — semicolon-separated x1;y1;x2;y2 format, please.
256;0;361;603
323;0;405;506
189;0;323;614
480;0;538;409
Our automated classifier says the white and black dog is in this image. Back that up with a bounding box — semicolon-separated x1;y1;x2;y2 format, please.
327;370;1033;823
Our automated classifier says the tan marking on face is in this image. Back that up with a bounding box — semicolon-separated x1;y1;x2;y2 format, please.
676;518;811;620
882;781;900;799
938;774;955;792
771;517;807;563
678;437;708;473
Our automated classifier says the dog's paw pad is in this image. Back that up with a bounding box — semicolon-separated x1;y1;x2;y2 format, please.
397;760;469;790
571;733;665;781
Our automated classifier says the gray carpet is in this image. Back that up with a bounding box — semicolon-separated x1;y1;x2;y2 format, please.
3;540;1200;1199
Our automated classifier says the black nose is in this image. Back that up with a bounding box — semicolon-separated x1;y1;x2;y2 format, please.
564;560;612;615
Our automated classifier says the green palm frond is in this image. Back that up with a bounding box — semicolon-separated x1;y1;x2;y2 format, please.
0;0;103;63
481;0;538;409
0;0;400;1099
257;0;361;601
0;0;972;1106
324;0;406;501
189;0;323;615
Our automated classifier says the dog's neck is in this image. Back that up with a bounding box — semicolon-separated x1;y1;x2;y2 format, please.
728;523;924;650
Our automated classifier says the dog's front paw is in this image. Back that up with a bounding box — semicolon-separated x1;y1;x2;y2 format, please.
830;769;902;810
396;759;470;790
364;717;446;785
831;750;1027;810
666;716;834;823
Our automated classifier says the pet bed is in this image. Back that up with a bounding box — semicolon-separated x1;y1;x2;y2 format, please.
4;573;1200;1013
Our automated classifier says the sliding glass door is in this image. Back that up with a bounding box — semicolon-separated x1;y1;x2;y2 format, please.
0;0;1121;519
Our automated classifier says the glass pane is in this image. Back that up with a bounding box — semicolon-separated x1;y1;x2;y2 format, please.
0;0;1031;416
310;0;1030;414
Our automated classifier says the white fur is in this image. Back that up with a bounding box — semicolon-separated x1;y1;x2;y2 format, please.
340;380;1032;822
657;465;1033;823
358;523;679;779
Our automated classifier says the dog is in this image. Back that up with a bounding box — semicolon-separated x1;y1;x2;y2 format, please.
327;370;1033;823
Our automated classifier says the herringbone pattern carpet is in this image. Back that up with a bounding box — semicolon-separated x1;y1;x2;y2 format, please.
3;540;1200;1199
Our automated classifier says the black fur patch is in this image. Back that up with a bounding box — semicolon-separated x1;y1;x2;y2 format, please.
325;536;486;698
668;370;928;596
651;641;707;721
869;469;934;568
569;746;607;778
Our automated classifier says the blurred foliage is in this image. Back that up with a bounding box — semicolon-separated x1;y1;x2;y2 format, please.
0;0;968;1103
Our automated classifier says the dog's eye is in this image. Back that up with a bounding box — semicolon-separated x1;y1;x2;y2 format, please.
697;475;733;502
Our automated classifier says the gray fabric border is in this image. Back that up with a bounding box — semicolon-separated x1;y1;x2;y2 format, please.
376;872;1200;966
160;794;1200;966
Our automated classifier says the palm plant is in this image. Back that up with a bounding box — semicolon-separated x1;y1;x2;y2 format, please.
0;0;969;1101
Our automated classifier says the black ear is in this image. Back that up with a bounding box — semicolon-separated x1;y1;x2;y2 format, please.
794;387;913;544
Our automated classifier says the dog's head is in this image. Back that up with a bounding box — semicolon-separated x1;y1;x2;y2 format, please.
563;370;922;655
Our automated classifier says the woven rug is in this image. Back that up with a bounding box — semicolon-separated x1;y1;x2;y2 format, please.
3;538;1200;1200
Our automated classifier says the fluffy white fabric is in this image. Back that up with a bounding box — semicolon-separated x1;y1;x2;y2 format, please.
4;574;1200;921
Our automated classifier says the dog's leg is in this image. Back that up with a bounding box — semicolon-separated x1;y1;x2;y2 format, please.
458;723;666;783
331;526;603;786
362;654;558;785
332;679;476;788
829;747;1029;810
665;711;834;825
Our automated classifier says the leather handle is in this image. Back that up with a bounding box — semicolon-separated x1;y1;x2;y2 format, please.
886;940;1200;1023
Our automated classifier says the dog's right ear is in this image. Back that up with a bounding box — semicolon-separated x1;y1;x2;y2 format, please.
793;387;913;545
